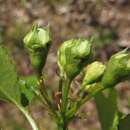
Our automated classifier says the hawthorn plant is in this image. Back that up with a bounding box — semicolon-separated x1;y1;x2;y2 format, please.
0;25;130;130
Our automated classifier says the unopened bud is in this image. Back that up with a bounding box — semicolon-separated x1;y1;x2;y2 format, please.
23;25;51;73
82;61;106;87
58;38;92;80
102;49;130;87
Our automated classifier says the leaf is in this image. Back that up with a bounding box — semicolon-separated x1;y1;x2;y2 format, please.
19;75;38;106
0;46;21;104
118;114;130;130
0;46;38;106
0;46;39;130
95;88;119;130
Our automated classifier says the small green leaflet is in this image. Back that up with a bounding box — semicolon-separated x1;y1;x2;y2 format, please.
19;75;38;106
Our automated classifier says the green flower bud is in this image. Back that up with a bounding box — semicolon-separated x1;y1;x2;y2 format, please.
101;49;130;87
23;25;51;73
58;38;92;80
82;61;106;87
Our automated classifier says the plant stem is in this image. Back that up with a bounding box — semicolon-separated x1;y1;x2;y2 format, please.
80;83;105;105
57;119;68;130
58;76;70;130
57;125;64;130
66;83;105;119
57;125;68;130
18;106;39;130
11;98;39;130
61;77;71;115
38;76;58;117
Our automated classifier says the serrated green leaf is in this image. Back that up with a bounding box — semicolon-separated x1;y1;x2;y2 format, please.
0;46;21;104
0;46;37;107
95;89;119;130
0;46;39;130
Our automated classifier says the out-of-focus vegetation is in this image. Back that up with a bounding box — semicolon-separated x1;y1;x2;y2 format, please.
0;0;130;130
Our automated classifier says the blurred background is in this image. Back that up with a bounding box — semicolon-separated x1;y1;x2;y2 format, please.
0;0;130;130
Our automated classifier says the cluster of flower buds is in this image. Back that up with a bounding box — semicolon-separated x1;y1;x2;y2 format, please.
58;38;92;80
23;25;51;74
101;49;130;88
23;25;130;89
